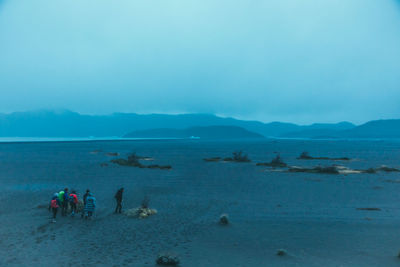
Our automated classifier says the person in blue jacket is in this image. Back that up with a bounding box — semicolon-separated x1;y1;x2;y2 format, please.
61;188;69;216
84;193;96;219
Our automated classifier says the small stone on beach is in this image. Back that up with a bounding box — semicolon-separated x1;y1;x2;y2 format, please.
156;252;180;266
276;249;287;256
219;214;229;225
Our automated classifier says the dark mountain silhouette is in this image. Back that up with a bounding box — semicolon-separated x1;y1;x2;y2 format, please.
1;110;397;139
280;120;400;139
280;122;355;138
340;120;400;138
124;126;264;139
0;110;355;138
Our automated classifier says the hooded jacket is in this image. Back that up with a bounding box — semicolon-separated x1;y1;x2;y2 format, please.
84;194;96;212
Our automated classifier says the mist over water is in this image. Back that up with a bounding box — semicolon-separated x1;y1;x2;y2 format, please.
0;0;400;123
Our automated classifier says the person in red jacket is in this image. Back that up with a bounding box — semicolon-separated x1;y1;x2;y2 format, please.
50;193;60;222
69;190;79;216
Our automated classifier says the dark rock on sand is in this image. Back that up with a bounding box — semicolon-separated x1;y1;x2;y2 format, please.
156;252;180;266
256;154;287;168
276;249;287;256
219;214;229;225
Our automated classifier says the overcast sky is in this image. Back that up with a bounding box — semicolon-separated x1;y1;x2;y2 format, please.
0;0;399;124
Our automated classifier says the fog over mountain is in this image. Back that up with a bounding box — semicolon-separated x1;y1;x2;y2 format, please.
0;0;400;124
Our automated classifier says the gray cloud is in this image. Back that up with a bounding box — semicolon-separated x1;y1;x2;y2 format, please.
0;0;399;124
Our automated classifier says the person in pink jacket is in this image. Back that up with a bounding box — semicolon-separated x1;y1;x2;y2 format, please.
69;190;79;216
50;193;60;222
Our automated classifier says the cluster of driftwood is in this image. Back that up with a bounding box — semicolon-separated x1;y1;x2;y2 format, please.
256;154;287;167
124;197;158;219
297;151;350;161
111;153;171;170
204;151;400;175
290;152;399;174
203;151;251;163
125;207;158;219
288;165;400;174
91;149;170;170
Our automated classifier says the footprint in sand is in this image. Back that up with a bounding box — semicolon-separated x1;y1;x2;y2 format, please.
36;223;49;233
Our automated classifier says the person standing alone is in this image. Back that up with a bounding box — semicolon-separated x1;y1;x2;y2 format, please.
114;188;124;214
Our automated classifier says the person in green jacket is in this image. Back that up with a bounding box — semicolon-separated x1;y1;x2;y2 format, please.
58;188;69;216
58;190;65;204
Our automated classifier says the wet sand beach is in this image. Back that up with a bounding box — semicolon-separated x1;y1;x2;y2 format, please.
1;139;400;266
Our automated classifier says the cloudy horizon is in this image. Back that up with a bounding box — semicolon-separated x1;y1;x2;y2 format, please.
1;0;400;124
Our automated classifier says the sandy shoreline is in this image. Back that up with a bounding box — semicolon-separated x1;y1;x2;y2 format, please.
1;139;400;266
2;196;400;267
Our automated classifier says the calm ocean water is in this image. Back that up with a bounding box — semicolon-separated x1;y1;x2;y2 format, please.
1;139;400;221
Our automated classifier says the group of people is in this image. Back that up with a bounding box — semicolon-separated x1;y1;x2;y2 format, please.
49;187;124;222
49;188;96;222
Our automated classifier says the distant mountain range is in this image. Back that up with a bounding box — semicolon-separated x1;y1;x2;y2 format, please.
0;110;397;139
